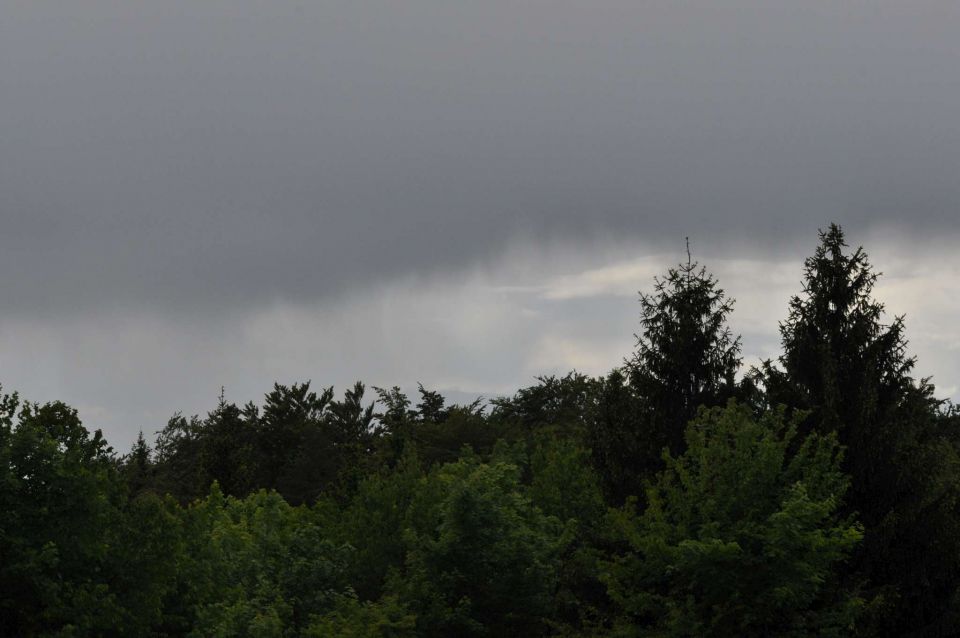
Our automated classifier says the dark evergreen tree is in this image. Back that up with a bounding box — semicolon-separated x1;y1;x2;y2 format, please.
122;429;154;496
196;391;257;498
594;245;743;503
628;242;743;457
758;224;960;636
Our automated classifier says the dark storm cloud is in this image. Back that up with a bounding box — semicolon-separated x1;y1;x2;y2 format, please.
2;0;959;316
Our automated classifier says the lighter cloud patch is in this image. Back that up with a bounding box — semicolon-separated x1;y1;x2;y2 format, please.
538;253;798;338
2;233;959;451
527;334;624;377
541;257;664;300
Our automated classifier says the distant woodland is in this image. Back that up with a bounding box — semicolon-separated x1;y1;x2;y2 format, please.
2;224;959;637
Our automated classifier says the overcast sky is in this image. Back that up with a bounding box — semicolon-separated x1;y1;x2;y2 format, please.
2;1;959;449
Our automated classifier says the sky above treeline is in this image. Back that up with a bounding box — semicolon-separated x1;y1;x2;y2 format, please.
2;1;959;449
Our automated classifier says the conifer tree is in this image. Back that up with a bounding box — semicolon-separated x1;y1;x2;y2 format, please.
759;224;960;635
123;429;153;496
628;241;742;457
197;391;256;498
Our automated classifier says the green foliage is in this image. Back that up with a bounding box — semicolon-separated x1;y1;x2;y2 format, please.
415;384;448;425
393;457;567;636
174;485;353;637
104;493;185;634
529;437;605;531
491;373;600;436
604;403;863;637
152;382;377;505
412;401;504;468
304;596;417;638
0;395;127;636
336;449;425;601
528;437;610;633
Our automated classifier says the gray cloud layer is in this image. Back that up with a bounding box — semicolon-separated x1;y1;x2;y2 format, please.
3;1;959;315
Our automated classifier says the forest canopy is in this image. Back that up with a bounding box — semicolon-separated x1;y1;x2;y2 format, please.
2;225;959;637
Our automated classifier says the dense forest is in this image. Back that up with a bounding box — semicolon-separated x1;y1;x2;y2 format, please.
2;224;959;637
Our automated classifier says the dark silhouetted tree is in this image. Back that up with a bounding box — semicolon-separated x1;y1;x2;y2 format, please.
594;245;743;503
758;224;960;636
197;391;256;498
122;429;154;496
628;242;742;457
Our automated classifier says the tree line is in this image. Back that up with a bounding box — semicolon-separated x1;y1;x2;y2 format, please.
2;224;958;637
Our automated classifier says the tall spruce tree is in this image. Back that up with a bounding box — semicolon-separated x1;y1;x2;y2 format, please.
197;391;257;498
630;244;742;456
593;245;742;503
759;224;960;636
